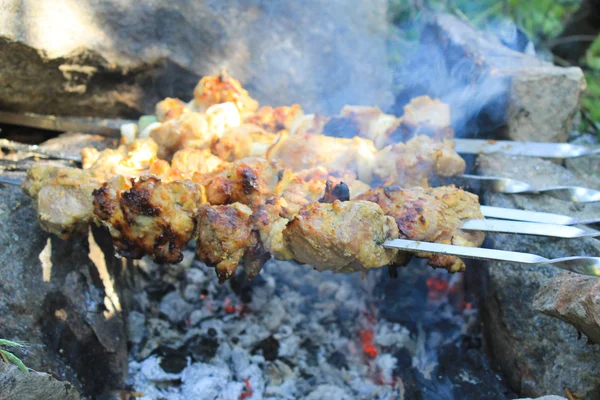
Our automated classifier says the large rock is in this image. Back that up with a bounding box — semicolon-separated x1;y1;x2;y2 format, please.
0;361;80;400
533;273;600;345
0;0;392;118
0;170;127;395
401;13;586;141
473;153;600;398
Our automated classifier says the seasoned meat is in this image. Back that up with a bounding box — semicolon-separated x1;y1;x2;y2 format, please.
149;112;211;159
81;138;159;181
356;185;484;272
22;165;101;239
374;135;466;187
93;176;203;264
195;203;260;283
267;132;378;183
338;105;398;148
155;97;189;122
283;201;400;273
170;148;225;179
392;96;453;142
247;105;304;132
288;114;330;136
212;124;279;161
194;158;280;206
192;73;259;118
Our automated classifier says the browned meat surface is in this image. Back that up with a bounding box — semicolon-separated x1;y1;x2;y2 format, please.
247;105;304;132
394;96;453;142
93;176;203;264
267;132;378;183
374;135;466;187
194;158;280;206
356;185;484;272
192;73;259;117
283;201;400;273
149;112;212;159
195;203;260;283
211;124;279;161
22;165;101;239
155;97;189;122
170;147;225;178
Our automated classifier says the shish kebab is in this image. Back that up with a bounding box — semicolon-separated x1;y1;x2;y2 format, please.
12;73;600;280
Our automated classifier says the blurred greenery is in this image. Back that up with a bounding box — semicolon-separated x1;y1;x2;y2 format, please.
389;0;600;137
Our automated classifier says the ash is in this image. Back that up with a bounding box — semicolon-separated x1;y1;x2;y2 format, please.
125;250;515;400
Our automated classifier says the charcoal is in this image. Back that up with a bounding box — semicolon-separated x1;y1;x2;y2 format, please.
158;291;194;325
253;336;280;362
185;335;220;363
156;347;188;374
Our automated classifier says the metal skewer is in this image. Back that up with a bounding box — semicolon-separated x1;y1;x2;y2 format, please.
0;139;82;162
383;239;600;277
460;219;600;238
453;138;600;159
479;205;600;226
456;174;600;203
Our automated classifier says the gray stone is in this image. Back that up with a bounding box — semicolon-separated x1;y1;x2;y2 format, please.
423;14;585;142
0;182;128;396
0;362;80;400
474;153;600;398
0;0;392;118
127;311;146;345
533;273;600;345
159;291;194;325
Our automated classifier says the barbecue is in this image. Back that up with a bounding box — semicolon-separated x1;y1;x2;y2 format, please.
2;73;596;284
2;6;600;399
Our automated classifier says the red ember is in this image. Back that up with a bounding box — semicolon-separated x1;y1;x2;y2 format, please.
360;329;378;358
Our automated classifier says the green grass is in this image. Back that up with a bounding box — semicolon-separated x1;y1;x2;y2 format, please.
0;339;28;372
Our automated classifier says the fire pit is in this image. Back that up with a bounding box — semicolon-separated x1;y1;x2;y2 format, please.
1;6;599;400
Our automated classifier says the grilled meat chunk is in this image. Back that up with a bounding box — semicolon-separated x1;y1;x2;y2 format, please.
156;97;189;122
22;165;101;239
93;176;203;264
170;148;225;178
283;201;400;273
211;124;278;161
192;73;259;118
356;185;484;272
149;111;211;159
247;105;304;132
194;158;280;206
195;203;260;283
374;135;466;187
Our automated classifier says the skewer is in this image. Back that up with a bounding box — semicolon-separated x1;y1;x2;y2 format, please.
0;139;82;162
479;205;600;226
460;219;600;238
456;174;600;203
453;138;600;159
383;239;600;277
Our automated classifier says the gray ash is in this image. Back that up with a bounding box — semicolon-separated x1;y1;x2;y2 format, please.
125;253;517;399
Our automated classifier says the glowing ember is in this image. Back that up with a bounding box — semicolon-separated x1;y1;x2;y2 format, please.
426;276;450;301
240;379;253;399
360;329;378;359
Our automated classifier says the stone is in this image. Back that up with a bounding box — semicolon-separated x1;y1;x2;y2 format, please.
0;361;80;400
533;273;600;345
0;182;128;396
0;0;392;118
413;13;585;141
473;153;600;398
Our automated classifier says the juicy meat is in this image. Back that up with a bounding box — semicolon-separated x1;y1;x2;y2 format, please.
283;201;400;273
211;124;278;161
195;203;260;283
391;96;453;142
93;176;203;264
356;185;484;272
149;112;211;159
22;165;101;239
247;105;304;132
374;135;466;187
194;158;280;206
170;147;225;179
267;132;378;183
338;105;398;149
155;97;189;122
192;73;259;118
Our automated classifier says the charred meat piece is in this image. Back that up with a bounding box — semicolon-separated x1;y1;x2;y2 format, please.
283;201;401;273
374;135;466;187
194;157;280;206
356;185;484;272
93;176;203;264
195;203;261;283
22;165;101;239
247;105;304;132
